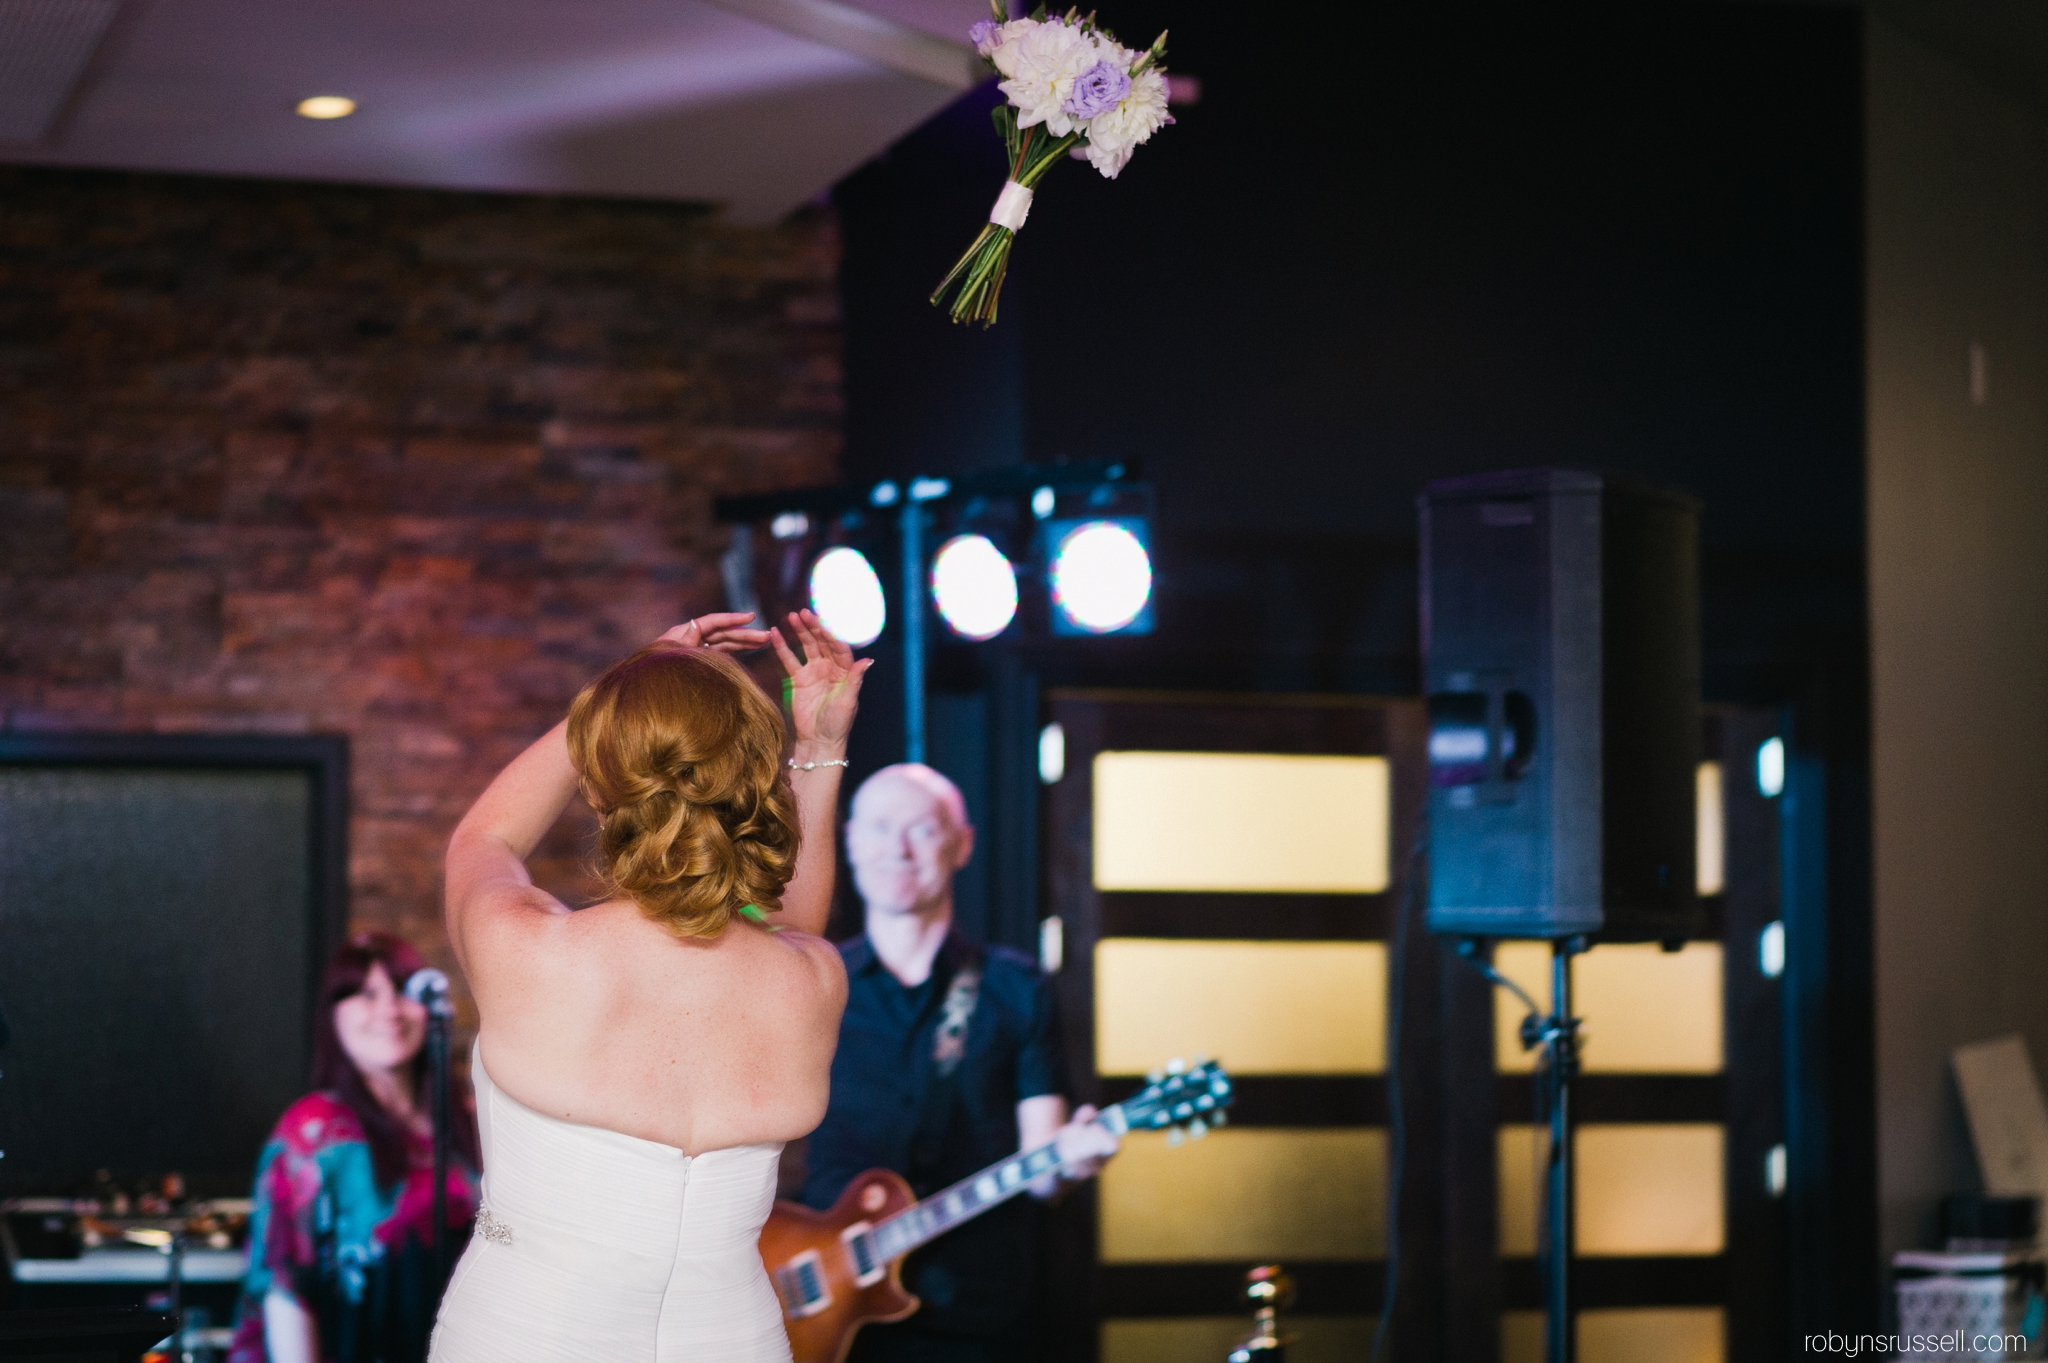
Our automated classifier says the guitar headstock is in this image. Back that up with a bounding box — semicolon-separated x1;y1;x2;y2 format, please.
1112;1057;1235;1146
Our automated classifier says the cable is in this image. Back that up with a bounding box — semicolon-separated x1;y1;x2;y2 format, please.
1370;817;1429;1363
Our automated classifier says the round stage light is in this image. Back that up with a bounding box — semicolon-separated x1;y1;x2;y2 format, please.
930;534;1018;641
808;547;886;647
1050;520;1152;633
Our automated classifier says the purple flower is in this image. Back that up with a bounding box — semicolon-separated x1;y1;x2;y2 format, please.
969;19;1002;55
1062;59;1131;121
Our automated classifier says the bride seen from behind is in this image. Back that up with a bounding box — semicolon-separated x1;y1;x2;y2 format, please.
431;610;869;1362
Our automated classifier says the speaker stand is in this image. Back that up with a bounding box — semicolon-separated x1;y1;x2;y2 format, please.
1536;937;1585;1363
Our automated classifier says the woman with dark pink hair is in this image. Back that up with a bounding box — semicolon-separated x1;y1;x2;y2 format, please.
227;931;480;1363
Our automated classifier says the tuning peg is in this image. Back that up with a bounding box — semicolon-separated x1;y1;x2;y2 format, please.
1146;1067;1165;1084
1167;1127;1185;1147
1187;1118;1208;1139
1167;1057;1187;1075
1193;1054;1210;1068
1210;1109;1227;1128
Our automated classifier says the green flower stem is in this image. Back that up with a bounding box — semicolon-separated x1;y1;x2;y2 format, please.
929;127;1083;328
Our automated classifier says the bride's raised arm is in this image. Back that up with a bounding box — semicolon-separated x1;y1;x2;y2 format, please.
769;609;872;938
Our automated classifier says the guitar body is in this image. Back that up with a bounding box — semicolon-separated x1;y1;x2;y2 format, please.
759;1062;1233;1363
760;1169;922;1363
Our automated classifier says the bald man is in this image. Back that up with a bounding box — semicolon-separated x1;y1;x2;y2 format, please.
796;764;1117;1363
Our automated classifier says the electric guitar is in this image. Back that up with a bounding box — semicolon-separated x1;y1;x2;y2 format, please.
761;1058;1235;1363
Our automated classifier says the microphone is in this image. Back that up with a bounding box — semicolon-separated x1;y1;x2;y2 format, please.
405;968;454;1019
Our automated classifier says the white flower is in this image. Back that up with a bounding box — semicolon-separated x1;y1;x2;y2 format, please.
995;20;1100;136
978;16;1040;60
1082;64;1172;178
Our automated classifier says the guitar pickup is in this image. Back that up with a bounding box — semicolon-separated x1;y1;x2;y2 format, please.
840;1222;886;1288
775;1249;832;1319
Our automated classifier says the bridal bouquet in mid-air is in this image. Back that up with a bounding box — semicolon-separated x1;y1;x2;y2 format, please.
930;1;1173;328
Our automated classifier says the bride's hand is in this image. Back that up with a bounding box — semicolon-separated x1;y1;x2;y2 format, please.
659;612;772;654
769;609;871;756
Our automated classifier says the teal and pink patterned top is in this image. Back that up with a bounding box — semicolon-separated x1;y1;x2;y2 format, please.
228;1093;479;1363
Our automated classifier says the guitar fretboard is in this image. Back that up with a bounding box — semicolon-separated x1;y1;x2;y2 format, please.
864;1105;1132;1260
863;1140;1056;1258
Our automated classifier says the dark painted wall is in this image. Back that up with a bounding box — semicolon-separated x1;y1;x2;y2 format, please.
834;0;1872;1335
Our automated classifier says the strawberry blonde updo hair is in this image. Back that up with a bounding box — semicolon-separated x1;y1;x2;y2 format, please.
566;642;797;937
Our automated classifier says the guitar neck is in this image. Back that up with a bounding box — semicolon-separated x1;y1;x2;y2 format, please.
862;1104;1132;1261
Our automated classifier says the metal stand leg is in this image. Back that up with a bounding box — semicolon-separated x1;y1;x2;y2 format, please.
899;491;925;765
168;1232;187;1363
1541;937;1584;1363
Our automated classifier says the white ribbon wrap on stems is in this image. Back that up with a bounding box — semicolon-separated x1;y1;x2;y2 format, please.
988;180;1033;232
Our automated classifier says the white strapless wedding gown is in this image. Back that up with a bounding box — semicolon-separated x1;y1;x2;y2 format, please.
431;1044;792;1362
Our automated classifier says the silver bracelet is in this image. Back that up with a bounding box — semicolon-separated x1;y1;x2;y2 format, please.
788;758;851;771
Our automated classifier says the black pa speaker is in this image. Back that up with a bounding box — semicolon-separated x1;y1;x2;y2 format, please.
1420;468;1702;942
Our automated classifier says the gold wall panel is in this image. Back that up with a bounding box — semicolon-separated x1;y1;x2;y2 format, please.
1092;751;1390;893
1100;1127;1385;1262
1697;761;1724;895
1094;938;1387;1076
1494;942;1723;1074
1502;1310;1545;1363
1497;1125;1546;1258
1504;1309;1725;1363
1499;1125;1726;1256
1104;1316;1374;1363
1576;1124;1725;1254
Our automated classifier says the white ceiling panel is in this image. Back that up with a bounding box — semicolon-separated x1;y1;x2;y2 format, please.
0;0;989;220
0;0;122;141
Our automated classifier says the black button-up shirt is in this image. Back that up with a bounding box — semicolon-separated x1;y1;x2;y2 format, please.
799;929;1064;1336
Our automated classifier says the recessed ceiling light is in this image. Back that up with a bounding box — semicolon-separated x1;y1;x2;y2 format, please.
296;96;356;120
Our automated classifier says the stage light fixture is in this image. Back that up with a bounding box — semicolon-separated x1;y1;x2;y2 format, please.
1031;485;1056;519
808;546;886;646
1047;518;1153;635
930;534;1018;641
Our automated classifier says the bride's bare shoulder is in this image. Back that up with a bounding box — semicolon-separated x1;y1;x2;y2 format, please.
767;927;849;999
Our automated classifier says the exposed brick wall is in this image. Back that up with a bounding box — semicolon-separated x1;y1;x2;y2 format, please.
0;167;842;992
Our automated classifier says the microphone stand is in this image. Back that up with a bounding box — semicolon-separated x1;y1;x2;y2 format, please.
406;969;456;1287
427;995;452;1285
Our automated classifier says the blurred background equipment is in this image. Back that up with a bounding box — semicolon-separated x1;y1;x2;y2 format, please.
0;1305;180;1361
1421;469;1703;944
717;461;1153;764
1226;1265;1294;1362
1418;470;1705;1363
0;735;347;1200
